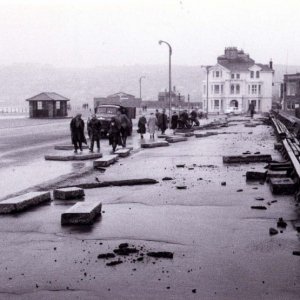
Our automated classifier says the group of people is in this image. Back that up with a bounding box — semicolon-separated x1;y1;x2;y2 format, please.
70;109;131;153
137;109;168;139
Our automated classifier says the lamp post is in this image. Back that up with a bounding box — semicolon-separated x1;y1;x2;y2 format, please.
159;40;172;125
139;76;145;100
201;65;211;118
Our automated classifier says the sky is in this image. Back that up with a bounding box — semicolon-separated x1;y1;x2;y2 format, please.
0;0;299;68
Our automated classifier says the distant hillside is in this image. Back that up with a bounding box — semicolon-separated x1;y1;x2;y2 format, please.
0;64;299;106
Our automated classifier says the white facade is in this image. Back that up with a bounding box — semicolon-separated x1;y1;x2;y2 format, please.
202;63;274;114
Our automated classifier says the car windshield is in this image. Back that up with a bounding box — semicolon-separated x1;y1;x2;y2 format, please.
96;107;118;114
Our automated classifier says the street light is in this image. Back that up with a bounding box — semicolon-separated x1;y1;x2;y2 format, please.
139;76;146;100
159;40;172;125
201;65;212;118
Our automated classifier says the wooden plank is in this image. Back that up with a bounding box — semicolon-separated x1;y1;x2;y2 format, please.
282;139;300;178
223;154;272;164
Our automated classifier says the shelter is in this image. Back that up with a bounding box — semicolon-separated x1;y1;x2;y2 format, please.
26;92;70;118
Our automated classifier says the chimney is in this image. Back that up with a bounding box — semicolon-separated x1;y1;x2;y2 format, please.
269;59;273;70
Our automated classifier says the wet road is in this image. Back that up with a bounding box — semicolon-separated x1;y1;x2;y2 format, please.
0;115;299;299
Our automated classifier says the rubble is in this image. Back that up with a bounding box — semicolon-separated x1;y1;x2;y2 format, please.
269;228;278;235
162;177;174;181
292;251;300;256
277;218;287;228
246;171;267;181
251;206;267;210
97;253;116;259
223;154;272;164
270;178;296;195
106;260;123;266
147;252;174;259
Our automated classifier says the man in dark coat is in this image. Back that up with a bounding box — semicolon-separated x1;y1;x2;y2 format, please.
116;109;131;148
171;111;179;130
70;113;87;153
249;102;255;118
158;109;168;134
190;110;200;126
137;115;147;139
87;114;102;152
108;117;122;152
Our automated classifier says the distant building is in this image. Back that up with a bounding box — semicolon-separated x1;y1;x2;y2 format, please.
282;73;300;114
158;86;185;106
202;47;274;114
94;92;141;108
26;92;69;118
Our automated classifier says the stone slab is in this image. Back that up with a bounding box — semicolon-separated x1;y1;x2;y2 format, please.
141;141;169;148
93;155;118;168
223;154;272;164
45;153;102;161
174;128;194;133
53;187;85;200
270;177;296;195
54;144;89;150
165;136;188;143
114;148;131;157
246;171;267;181
175;132;195;137
195;132;218;138
244;123;257;127
0;191;51;214
267;170;288;179
61;201;102;225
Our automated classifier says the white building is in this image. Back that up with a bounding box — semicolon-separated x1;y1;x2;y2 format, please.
202;47;274;114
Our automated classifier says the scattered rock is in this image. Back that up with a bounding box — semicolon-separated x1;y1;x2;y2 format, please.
251;206;267;210
119;243;129;249
106;260;123;266
162;177;174;181
176;164;185;168
269;228;278;235
255;197;264;201
97;253;116;259
176;186;187;190
114;248;138;256
292;251;300;256
236;189;243;192
277;218;287;228
221;182;226;186
192;289;197;294
147;252;174;259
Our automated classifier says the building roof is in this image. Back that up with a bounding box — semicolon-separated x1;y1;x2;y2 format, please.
26;92;70;101
107;92;135;98
218;61;273;72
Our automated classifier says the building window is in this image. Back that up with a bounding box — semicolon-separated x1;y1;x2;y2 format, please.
287;82;297;96
37;101;42;110
216;71;220;78
248;85;250;94
258;85;261;95
236;74;240;79
214;85;220;94
236;84;240;94
250;71;254;78
230;84;235;94
56;101;60;109
231;74;234;79
221;85;223;94
214;100;220;109
256;71;260;78
211;85;213;94
203;85;206;94
251;84;257;94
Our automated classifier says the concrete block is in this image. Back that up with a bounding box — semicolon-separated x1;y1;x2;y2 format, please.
195;132;218;138
0;191;51;214
165;136;188;143
45;153;102;161
61;201;102;225
114;148;131;157
53;187;85;200
93;155;118;168
270;178;296;195
175;132;195;137
54;145;89;150
274;142;282;150
223;154;272;164
246;171;267;181
174;128;194;133
267;170;288;179
141;141;169;148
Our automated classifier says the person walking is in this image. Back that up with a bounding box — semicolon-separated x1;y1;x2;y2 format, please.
171;111;179;131
249;102;255;119
138;115;147;139
108;117;122;152
88;114;102;152
158;108;168;134
155;109;161;132
116;109;131;148
70;113;87;153
147;112;157;139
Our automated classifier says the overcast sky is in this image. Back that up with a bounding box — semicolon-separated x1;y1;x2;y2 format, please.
0;0;299;68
